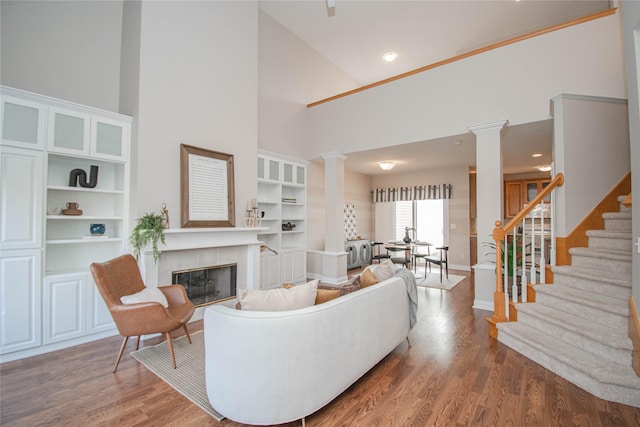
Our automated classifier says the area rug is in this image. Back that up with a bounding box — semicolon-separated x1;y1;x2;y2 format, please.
130;331;224;421
415;270;465;290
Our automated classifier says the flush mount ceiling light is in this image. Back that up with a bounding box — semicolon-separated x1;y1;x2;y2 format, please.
383;52;398;62
378;161;396;171
537;165;552;172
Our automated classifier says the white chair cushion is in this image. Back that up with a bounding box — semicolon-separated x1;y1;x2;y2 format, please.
120;287;169;308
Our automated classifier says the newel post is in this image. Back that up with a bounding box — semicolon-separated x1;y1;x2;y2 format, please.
485;220;508;338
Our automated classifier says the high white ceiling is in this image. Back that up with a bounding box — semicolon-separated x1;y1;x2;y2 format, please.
259;0;611;175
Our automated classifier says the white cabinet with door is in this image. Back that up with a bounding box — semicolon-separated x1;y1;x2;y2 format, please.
86;274;115;334
280;249;306;284
43;273;87;345
43;272;114;345
0;250;42;354
0;146;44;250
260;252;280;289
257;151;308;285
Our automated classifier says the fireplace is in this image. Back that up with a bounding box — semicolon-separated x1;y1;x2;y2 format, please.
172;263;237;307
138;227;263;322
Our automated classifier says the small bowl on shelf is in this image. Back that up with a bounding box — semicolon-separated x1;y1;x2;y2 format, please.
90;223;106;236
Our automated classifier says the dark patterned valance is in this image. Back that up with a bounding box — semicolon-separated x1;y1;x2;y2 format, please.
372;184;452;203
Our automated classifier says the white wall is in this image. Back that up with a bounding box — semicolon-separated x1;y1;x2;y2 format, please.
371;165;470;270
552;95;630;236
305;13;626;160
124;1;259;225
257;10;358;159
0;0;123;112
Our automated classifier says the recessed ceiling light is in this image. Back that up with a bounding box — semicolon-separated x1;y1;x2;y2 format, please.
532;153;542;157
383;52;398;62
537;165;552;172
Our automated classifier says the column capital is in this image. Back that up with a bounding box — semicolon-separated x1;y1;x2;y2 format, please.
321;151;347;161
468;120;508;136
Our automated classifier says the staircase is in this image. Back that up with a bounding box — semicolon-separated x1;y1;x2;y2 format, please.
497;196;640;407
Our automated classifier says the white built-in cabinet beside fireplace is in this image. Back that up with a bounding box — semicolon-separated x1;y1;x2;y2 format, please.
0;86;131;361
257;150;307;288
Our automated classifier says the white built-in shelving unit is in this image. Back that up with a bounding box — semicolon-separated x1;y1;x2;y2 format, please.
257;150;307;288
0;86;131;361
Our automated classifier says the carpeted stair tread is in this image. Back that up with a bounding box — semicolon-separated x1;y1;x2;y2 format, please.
602;211;632;220
515;303;632;350
551;265;631;289
534;284;628;315
586;229;632;239
569;247;632;262
585;229;633;251
498;322;640;389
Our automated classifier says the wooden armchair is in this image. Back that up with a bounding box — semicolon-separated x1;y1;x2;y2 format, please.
90;254;195;373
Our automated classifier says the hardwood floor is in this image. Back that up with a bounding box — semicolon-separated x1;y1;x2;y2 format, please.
2;269;639;426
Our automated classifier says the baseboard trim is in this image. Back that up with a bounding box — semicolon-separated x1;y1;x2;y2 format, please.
629;297;640;377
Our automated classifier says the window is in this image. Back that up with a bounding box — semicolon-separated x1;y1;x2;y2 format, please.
394;200;445;247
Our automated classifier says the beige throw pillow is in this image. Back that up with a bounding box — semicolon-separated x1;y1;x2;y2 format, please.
360;268;378;288
372;259;397;282
284;283;340;305
239;279;319;311
315;288;341;305
120;287;169;308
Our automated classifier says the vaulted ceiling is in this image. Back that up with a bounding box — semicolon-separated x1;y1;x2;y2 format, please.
259;0;611;175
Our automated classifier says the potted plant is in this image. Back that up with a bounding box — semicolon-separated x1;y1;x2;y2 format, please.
129;212;166;261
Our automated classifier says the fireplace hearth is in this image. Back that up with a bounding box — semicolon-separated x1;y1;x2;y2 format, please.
172;263;237;307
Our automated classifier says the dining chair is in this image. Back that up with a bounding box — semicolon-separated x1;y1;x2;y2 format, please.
424;246;449;282
411;245;431;277
371;242;391;263
386;245;411;268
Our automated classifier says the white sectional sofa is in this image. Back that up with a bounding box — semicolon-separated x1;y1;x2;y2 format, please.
203;274;413;425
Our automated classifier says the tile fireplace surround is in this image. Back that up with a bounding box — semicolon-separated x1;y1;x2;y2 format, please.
138;227;264;321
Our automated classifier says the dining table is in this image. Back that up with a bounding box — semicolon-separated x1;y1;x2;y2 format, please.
384;241;432;271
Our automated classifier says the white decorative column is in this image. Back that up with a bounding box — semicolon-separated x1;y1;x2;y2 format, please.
319;152;348;284
469;120;508;263
469;120;507;310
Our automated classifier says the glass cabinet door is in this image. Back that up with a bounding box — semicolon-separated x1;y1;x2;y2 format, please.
283;163;294;184
296;165;305;185
1;95;47;150
91;117;128;161
268;158;280;182
257;157;266;180
47;108;90;155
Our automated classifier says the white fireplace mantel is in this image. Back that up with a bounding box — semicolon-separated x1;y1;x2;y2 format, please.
139;227;267;295
160;227;267;251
